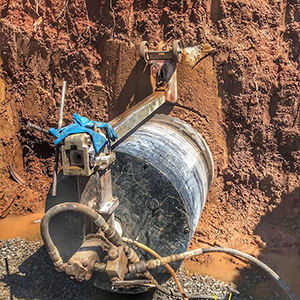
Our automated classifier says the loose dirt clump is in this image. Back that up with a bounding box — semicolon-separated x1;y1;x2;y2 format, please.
0;0;299;298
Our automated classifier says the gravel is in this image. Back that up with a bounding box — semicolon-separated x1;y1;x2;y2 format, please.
153;270;237;300
0;238;285;300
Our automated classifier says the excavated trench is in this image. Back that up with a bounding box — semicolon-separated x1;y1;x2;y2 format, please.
0;0;299;299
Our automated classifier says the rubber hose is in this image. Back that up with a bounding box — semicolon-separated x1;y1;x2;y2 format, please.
41;202;122;266
122;237;189;300
201;248;298;300
149;247;298;300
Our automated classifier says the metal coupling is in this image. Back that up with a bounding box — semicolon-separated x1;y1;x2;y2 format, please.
94;214;106;228
101;223;122;246
129;260;148;275
48;247;63;268
123;245;140;264
129;248;205;274
108;248;119;260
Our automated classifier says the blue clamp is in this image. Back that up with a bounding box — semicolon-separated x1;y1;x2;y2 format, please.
49;113;118;153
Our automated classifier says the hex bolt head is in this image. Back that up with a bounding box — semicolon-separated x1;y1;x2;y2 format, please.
108;248;119;260
85;273;92;281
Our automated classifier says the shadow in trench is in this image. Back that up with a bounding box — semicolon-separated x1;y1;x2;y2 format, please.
233;188;300;300
1;245;155;300
98;40;154;121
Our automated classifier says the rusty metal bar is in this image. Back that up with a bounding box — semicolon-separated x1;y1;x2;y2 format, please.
27;123;50;135
110;91;165;145
148;51;174;60
7;163;26;185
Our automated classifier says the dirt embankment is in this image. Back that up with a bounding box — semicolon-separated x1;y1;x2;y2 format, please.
0;0;299;296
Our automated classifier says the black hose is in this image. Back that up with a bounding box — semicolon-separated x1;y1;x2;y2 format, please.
41;202;122;267
200;248;298;300
151;247;298;300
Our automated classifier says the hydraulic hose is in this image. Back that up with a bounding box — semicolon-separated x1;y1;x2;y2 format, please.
201;248;298;300
131;246;298;300
42;205;297;300
41;202;122;267
123;237;229;300
122;237;189;300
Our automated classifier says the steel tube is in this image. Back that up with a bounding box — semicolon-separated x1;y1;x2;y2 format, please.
52;81;67;196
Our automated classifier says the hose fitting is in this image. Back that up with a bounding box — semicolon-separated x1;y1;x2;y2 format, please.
48;247;63;268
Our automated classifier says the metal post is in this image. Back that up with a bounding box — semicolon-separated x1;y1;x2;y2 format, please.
52;81;67;196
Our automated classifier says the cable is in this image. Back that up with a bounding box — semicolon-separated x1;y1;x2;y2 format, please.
122;237;189;300
135;246;298;300
42;206;297;300
201;248;298;300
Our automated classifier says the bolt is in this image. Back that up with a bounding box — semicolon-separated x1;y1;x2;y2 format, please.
108;248;119;260
85;273;92;281
184;227;190;234
111;277;119;282
147;198;160;211
82;262;88;268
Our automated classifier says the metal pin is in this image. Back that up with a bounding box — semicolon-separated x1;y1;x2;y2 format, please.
52;81;67;196
27;123;49;135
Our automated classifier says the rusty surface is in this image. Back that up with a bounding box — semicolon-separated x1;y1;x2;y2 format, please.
112;279;155;290
106;246;128;281
99;196;119;215
63;235;110;282
110;44;180;142
7;164;26;185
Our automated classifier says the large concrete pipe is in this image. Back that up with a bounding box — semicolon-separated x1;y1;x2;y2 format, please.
45;113;213;287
